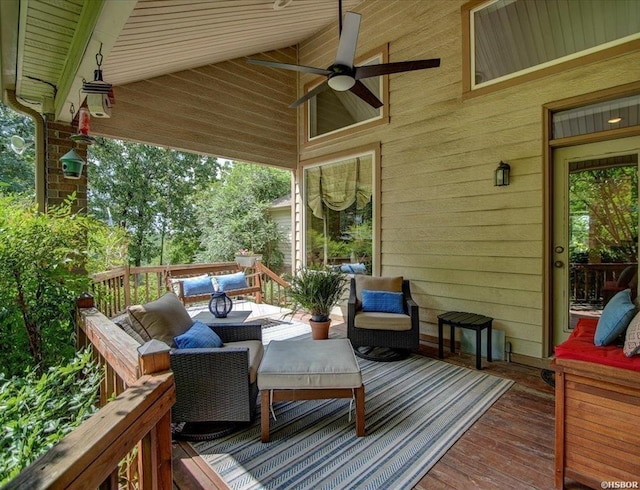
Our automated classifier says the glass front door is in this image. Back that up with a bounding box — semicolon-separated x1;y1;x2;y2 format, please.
552;136;640;347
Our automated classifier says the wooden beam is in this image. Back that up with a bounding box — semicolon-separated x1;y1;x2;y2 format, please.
55;0;137;121
54;0;106;118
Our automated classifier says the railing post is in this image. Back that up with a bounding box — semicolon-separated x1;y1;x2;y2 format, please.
255;271;263;303
75;292;94;350
124;264;131;308
137;340;173;490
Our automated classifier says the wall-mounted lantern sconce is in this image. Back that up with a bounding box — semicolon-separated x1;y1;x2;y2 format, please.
60;148;85;179
494;161;510;186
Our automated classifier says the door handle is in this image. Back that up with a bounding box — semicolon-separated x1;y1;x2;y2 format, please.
554;260;564;268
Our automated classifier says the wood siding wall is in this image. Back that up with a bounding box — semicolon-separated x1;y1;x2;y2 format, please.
269;206;293;270
296;0;640;361
91;48;298;169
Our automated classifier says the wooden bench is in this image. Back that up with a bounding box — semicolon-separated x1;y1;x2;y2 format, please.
553;318;640;489
165;262;262;306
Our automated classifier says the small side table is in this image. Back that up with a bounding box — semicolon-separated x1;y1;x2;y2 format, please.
438;311;493;370
192;310;252;325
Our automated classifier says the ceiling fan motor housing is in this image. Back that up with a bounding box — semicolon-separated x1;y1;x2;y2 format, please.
328;65;356;91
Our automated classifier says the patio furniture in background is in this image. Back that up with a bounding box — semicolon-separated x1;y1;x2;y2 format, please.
257;338;365;442
601;264;637;305
168;266;263;306
438;311;493;370
347;276;420;361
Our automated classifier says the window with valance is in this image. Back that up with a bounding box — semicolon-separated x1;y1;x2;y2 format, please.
303;147;378;274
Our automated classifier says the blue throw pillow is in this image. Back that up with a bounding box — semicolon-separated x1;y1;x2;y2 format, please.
182;275;215;297
361;289;404;314
340;263;367;274
174;321;223;349
594;289;637;346
216;272;248;292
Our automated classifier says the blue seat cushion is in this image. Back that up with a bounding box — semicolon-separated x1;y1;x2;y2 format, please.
182;275;215;297
215;272;248;292
174;321;223;349
594;289;637;346
361;289;404;314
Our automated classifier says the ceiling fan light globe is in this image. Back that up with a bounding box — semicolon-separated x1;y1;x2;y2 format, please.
328;74;355;92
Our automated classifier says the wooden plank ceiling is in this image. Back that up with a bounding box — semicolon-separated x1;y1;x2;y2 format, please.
8;0;363;119
15;0;89;108
104;0;364;86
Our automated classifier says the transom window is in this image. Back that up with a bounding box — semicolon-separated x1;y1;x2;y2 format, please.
552;94;640;140
466;0;640;92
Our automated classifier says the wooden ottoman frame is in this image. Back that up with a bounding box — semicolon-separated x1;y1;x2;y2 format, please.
260;386;365;442
258;339;365;443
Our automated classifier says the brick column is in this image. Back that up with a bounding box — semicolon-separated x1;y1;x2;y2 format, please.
45;120;88;214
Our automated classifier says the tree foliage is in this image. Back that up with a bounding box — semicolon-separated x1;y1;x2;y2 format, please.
0;194;117;375
88;138;220;266
195;162;290;270
0;102;35;196
0;348;101;485
570;166;638;262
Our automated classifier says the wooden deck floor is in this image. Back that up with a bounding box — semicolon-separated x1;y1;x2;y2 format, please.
414;342;589;490
172;319;591;490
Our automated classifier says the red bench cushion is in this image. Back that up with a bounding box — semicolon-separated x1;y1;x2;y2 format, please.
555;317;640;372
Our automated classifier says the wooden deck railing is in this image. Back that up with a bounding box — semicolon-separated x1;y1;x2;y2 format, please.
91;261;291;316
6;299;176;489
570;262;635;304
256;260;291;306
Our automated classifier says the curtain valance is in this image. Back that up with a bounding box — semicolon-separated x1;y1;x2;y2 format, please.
306;156;372;219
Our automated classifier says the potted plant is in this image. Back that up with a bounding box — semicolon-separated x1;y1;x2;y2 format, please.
287;267;348;339
235;249;262;268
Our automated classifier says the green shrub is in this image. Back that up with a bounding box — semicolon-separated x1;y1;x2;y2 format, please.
0;348;102;485
0;194;122;376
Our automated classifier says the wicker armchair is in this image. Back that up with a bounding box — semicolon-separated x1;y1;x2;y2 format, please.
347;277;420;361
113;311;263;439
170;322;263;425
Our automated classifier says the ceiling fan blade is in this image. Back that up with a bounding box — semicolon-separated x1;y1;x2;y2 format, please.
247;58;331;76
355;59;441;79
289;80;330;108
348;80;383;109
334;12;361;67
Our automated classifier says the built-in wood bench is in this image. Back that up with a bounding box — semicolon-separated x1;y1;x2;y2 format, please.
165;262;262;306
553;318;640;489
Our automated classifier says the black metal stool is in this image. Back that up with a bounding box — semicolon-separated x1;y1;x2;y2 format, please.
438;311;493;370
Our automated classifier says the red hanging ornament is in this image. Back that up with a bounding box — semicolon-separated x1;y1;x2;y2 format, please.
78;107;90;136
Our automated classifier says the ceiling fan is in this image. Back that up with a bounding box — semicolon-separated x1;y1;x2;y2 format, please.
247;3;440;109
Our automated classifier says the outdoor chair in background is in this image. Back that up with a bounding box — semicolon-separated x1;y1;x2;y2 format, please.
347;276;420;361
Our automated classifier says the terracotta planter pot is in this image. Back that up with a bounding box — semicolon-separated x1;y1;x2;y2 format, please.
309;319;331;340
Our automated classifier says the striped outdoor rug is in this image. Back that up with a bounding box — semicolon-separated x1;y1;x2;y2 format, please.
192;324;513;490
